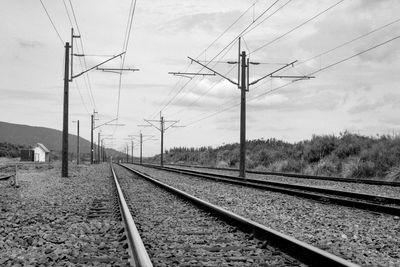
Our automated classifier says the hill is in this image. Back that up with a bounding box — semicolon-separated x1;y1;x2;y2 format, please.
0;121;122;160
0;121;91;153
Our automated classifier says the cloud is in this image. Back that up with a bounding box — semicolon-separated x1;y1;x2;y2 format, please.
159;10;243;34
18;40;43;48
347;93;400;114
0;86;59;103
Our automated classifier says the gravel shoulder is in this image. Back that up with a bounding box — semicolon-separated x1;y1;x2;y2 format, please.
0;162;128;266
127;164;400;267
171;165;400;198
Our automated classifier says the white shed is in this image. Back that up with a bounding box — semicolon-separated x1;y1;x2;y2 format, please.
34;143;50;162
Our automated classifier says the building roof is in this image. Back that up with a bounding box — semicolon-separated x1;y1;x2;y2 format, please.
36;143;50;153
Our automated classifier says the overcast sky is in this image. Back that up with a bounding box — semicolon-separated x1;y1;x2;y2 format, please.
1;0;399;156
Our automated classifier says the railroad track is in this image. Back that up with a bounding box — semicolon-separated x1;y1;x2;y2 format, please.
110;163;152;266
116;163;359;267
135;163;400;216
162;163;400;187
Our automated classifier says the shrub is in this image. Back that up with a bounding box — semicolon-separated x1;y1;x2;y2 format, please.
303;135;337;163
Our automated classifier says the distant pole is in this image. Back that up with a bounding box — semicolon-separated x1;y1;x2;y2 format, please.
126;145;129;163
62;42;70;178
239;51;247;178
97;132;100;164
90;114;94;164
160;116;164;167
131;140;134;164
140;133;143;165
101;139;104;162
77;120;80;165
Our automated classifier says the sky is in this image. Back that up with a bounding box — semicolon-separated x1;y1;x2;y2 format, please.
1;0;400;156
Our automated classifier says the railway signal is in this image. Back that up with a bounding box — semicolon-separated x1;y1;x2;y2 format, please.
188;38;314;178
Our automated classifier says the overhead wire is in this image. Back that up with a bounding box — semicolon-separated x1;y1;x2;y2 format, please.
297;17;400;67
183;34;400;127
39;0;64;45
68;0;97;110
250;0;347;55
116;0;138;119
154;0;284;116
150;1;260;119
61;0;91;115
242;0;294;36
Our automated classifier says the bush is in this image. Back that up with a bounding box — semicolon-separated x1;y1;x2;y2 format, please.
303;135;337;163
268;159;304;173
342;158;376;178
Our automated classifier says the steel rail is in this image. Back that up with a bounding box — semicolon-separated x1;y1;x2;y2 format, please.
138;163;400;216
119;163;359;267
110;163;153;267
173;164;400;187
164;163;400;187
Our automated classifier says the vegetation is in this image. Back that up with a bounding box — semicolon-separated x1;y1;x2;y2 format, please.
0;142;27;158
158;132;400;180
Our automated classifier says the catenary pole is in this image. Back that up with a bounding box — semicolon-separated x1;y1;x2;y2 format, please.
77;120;80;165
98;132;101;164
160;116;164;167
140;133;143;165
90;114;94;164
131;140;134;164
239;51;247;178
62;42;70;177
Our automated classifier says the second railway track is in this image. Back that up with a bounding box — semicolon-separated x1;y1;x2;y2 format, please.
113;163;358;267
139;163;400;216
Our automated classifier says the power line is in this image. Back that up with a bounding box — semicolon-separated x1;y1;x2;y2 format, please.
194;1;258;59
169;64;238;118
73;79;91;115
250;0;347;55
183;34;400;127
39;0;64;45
116;0;138;119
151;0;284;118
297;17;400;67
68;0;97;110
62;0;73;27
163;39;238;114
308;34;400;76
242;0;294;37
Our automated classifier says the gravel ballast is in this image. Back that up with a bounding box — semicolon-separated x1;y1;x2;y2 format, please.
0;162;129;266
126;164;400;267
170;165;400;198
114;165;306;267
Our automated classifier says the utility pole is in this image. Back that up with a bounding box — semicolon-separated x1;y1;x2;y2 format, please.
131;140;134;164
73;120;80;165
101;139;104;162
126;145;129;163
60;28;125;174
140;133;143;164
188;38;314;178
129;132;156;165
61;42;70;178
239;51;247;178
92;116;122;164
90;113;94;164
98;132;101;164
140;114;183;167
160;116;164;166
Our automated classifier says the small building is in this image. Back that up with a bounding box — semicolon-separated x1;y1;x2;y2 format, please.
20;149;34;161
34;143;50;162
